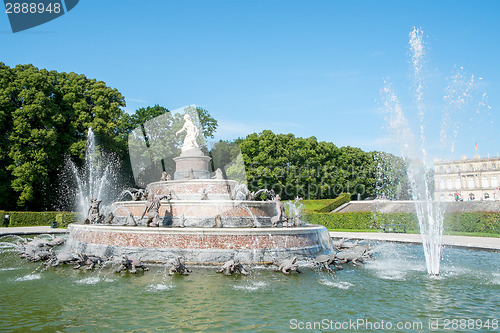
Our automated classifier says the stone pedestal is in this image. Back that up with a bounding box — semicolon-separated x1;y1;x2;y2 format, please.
173;148;211;180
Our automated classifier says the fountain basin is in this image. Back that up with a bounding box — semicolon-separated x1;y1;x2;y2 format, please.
147;179;238;200
112;200;276;227
67;224;334;264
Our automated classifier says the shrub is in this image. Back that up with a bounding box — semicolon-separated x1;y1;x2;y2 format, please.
55;212;79;228
304;212;418;230
0;210;6;227
315;193;351;213
6;211;78;228
444;212;500;234
302;199;337;213
304;211;500;234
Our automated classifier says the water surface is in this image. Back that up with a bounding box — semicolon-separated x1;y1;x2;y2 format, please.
1;243;498;332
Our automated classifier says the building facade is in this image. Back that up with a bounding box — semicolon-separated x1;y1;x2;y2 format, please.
434;155;500;202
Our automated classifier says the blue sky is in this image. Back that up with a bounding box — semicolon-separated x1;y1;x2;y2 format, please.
1;0;499;162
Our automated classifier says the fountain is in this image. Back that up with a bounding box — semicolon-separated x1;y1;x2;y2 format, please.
382;28;493;275
382;28;446;275
64;128;121;223
66;109;334;264
1;31;499;332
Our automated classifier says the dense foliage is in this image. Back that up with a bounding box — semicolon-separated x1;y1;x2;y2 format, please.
0;62;129;210
227;131;409;200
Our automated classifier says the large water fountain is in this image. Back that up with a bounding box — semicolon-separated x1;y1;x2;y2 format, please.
382;28;447;275
382;28;495;276
66;111;334;264
1;29;498;332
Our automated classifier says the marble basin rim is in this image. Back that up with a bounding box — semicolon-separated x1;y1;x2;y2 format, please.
67;223;334;264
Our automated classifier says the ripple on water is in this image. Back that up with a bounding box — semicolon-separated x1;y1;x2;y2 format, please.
75;277;113;285
320;279;354;290
15;273;41;281
146;283;174;292
0;243;18;250
491;273;500;285
365;260;410;281
0;267;19;272
233;281;268;292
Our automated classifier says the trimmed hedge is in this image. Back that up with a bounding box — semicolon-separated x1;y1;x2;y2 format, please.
304;211;500;234
4;211;79;228
302;199;338;213
315;193;351;213
304;212;418;230
0;210;5;227
444;212;500;234
55;212;80;228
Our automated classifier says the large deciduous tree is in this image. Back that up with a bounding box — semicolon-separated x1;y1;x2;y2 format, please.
0;62;127;210
237;130;408;200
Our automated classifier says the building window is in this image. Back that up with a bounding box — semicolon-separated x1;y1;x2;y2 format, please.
439;180;445;190
485;193;490;200
456;165;460;172
493;176;498;187
492;163;497;170
455;178;461;189
468;164;474;171
447;179;453;189
483;176;489;188
469;193;475;201
468;177;475;188
483;163;487;170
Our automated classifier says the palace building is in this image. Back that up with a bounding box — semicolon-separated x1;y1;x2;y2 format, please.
434;155;500;202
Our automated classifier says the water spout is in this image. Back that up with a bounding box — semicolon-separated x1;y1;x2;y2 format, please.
67;128;120;222
383;28;444;275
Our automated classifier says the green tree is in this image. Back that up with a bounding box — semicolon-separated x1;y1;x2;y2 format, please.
0;63;16;208
0;63;127;210
237;130;409;201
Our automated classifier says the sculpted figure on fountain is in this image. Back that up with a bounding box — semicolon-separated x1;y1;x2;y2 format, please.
212;168;225;180
140;193;172;227
175;114;200;153
161;171;172;181
270;194;287;227
85;197;103;224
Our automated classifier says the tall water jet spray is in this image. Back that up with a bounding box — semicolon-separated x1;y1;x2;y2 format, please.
383;28;444;275
67;128;120;221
